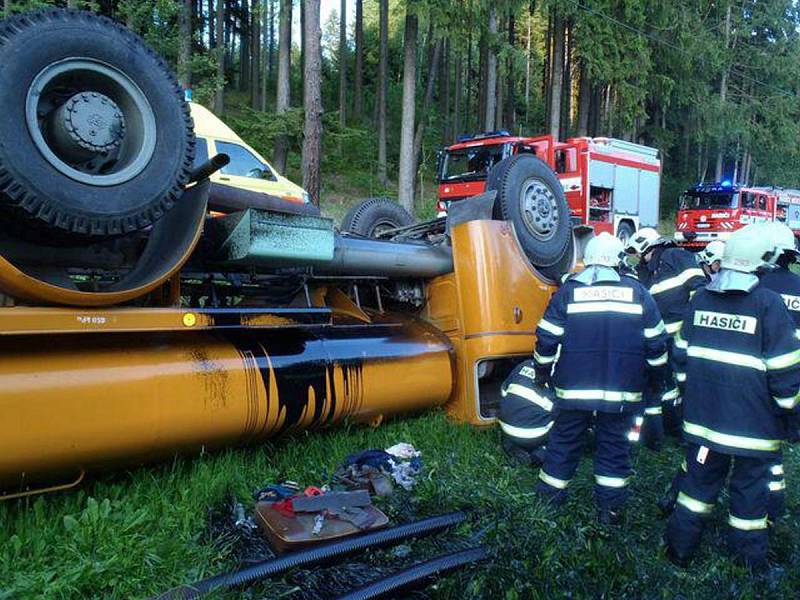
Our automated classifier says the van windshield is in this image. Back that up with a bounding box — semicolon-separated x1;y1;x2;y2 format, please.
439;145;505;182
679;191;738;210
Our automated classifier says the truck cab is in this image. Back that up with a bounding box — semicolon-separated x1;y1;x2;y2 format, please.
436;131;553;213
673;182;776;248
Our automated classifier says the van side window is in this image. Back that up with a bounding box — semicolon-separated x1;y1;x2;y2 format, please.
194;137;209;168
216;141;276;180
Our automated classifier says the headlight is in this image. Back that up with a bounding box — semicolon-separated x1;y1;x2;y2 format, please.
302;191;311;204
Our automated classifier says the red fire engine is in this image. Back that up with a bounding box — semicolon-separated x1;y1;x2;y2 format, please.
436;131;662;242
673;182;800;248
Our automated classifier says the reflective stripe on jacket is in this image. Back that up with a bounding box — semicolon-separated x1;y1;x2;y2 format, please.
534;274;670;413
673;285;800;457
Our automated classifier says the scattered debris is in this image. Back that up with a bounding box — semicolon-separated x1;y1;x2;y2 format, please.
334;443;424;496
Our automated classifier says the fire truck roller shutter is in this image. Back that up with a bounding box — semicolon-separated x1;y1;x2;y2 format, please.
487;155;574;282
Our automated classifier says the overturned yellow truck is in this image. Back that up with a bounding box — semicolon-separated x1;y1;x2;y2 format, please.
0;9;576;499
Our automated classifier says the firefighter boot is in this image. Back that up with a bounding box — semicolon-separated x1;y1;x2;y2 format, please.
501;437;533;466
597;508;623;526
657;471;683;517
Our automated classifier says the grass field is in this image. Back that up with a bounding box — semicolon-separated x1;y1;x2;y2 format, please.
1;411;798;599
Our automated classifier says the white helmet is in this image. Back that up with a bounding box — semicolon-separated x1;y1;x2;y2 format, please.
624;227;665;255
698;240;725;265
583;232;625;268
721;224;773;273
765;222;798;264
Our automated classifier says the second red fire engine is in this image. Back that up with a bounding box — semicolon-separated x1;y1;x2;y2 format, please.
436;131;662;243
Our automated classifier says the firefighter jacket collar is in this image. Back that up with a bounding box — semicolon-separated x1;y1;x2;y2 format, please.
707;269;759;294
573;265;620;285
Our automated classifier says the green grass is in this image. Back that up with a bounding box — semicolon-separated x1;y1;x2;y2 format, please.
1;411;798;599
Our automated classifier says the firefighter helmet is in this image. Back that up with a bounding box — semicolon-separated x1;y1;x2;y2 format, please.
765;222;799;264
584;232;625;268
624;227;665;255
721;224;772;273
698;240;725;265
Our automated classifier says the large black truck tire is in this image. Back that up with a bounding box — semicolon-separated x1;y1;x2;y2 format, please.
486;155;573;282
341;197;415;237
0;9;194;237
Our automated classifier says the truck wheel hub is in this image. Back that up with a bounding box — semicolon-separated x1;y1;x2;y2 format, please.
51;92;126;159
25;58;157;187
520;178;558;240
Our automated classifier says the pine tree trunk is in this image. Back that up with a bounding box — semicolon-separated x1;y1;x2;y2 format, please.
524;8;532;125
397;11;418;214
715;4;732;181
440;39;451;143
453;50;462;139
178;0;192;90
413;38;443;190
477;31;486;132
353;0;364;121
300;0;306;104
377;0;389;186
543;13;552;128
547;13;564;138
240;0;251;92
589;84;601;136
302;0;322;205
560;20;571;140
495;65;503;130
272;0;292;173
484;6;497;132
505;11;515;132
338;0;347;127
261;0;270;110
267;0;275;88
576;61;590;136
251;1;261;109
213;0;225;114
465;25;472;132
208;0;215;47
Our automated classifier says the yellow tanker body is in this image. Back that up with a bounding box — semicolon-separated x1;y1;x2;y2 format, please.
0;9;571;499
0;309;452;496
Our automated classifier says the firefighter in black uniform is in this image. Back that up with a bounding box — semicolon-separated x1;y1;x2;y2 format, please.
534;233;671;523
625;228;706;438
665;224;800;569
758;222;800;522
658;239;727;513
498;360;555;465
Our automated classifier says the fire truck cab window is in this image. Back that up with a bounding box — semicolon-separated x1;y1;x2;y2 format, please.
758;195;767;211
741;192;756;209
680;191;738;210
554;148;577;174
440;145;505;181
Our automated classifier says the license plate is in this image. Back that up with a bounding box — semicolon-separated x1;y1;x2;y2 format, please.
696;223;710;229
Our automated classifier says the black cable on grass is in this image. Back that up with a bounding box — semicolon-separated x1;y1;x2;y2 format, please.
154;511;467;600
334;546;488;600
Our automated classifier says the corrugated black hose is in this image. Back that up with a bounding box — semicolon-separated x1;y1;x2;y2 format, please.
154;511;467;600
334;546;488;600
